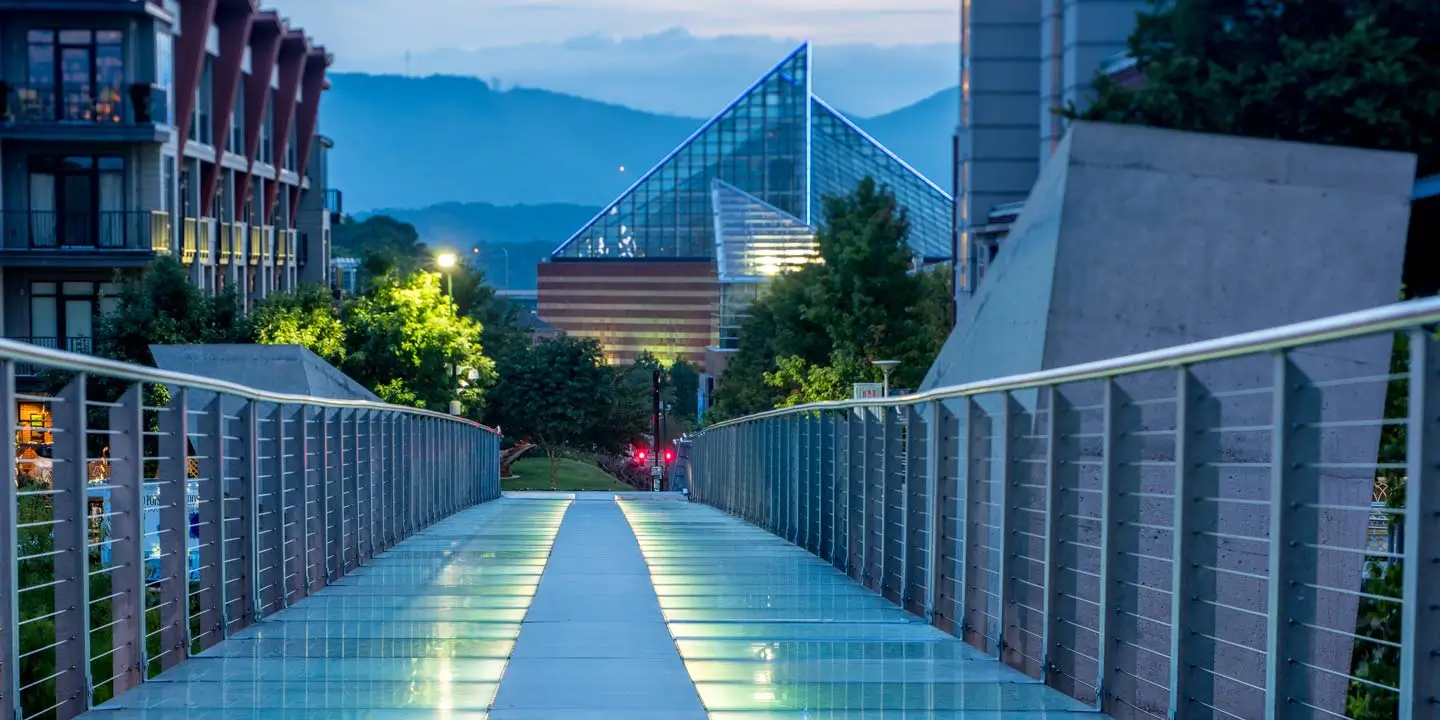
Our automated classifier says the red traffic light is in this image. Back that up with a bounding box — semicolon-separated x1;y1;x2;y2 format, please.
663;449;675;463
636;449;648;463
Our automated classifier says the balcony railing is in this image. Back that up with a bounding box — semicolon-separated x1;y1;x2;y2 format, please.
218;222;238;265
8;336;93;376
1;83;168;126
181;218;198;263
2;210;171;251
248;225;263;266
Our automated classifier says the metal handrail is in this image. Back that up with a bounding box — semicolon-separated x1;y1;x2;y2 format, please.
0;337;493;429
702;296;1440;429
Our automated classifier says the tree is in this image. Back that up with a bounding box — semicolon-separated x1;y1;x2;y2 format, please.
485;336;639;487
764;353;875;408
93;256;243;367
334;215;435;288
340;272;494;412
667;358;701;427
240;284;346;365
709;178;952;419
1069;0;1440;295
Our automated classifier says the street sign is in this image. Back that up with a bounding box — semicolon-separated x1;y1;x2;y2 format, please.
651;465;663;478
853;383;883;400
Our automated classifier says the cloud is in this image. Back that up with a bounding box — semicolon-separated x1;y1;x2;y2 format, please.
276;0;958;59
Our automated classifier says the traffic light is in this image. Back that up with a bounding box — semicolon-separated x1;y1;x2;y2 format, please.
636;449;648;464
663;449;675;464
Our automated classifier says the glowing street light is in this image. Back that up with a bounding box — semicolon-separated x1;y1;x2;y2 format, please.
436;252;457;296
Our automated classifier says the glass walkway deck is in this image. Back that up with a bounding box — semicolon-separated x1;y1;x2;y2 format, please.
85;493;1099;719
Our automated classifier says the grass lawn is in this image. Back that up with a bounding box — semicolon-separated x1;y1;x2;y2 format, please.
504;456;634;492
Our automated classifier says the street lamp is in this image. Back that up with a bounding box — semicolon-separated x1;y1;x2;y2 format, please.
436;252;457;296
872;359;901;398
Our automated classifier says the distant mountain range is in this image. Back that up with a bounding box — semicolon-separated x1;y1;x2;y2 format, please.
339;29;959;119
323;72;957;213
322;69;958;290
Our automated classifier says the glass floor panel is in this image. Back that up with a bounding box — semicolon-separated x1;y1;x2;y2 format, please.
618;498;1105;719
85;497;569;717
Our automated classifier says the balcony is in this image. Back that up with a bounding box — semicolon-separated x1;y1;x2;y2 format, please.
0;83;170;142
182;218;198;263
9;336;93;377
248;225;264;266
1;210;172;265
218;222;239;265
297;230;309;268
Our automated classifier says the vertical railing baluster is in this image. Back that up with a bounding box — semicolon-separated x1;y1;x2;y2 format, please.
993;393;1014;662
195;397;227;649
924;401;942;623
1095;380;1122;712
108;383;147;694
156;388;192;671
299;406;319;593
324;408;342;582
283;405;307;602
241;399;261;624
0;360;19;718
959;396;980;645
1040;386;1065;687
1401;330;1439;716
257;403;282;613
54;376;94;713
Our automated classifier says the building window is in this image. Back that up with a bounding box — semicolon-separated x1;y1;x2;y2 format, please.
27;156;126;248
230;88;245;153
28;280;121;350
25;29;124;122
157;30;174;124
259;88;274;163
190;55;213;144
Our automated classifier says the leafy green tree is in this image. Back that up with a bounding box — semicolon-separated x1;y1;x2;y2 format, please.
667;358;701;427
709;179;951;419
93;257;243;367
333;214;439;289
764;353;876;407
340;272;494;412
1069;0;1440;295
240;284;346;365
485;336;640;486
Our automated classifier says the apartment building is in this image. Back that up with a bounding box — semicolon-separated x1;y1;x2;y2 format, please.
954;0;1145;298
0;0;339;376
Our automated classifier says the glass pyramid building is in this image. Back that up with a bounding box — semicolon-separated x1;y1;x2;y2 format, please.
551;43;954;265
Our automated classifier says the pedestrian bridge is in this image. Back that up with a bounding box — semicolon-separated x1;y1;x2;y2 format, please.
0;297;1436;719
83;493;1090;718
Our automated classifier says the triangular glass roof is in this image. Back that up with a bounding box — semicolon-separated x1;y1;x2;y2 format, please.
712;179;817;282
554;44;811;259
551;43;954;262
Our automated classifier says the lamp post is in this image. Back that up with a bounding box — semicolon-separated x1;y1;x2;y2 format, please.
872;359;901;397
436;251;457;296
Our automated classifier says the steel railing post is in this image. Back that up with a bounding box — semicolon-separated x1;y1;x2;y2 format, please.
1039;386;1065;688
0;362;20;719
155;387;192;672
194;397;227;650
241;399;262;625
54;376;94;714
107;383;148;695
1095;379;1136;712
1400;330;1440;715
282;404;307;604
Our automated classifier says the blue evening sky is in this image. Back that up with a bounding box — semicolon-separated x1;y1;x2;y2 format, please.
276;0;959;61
